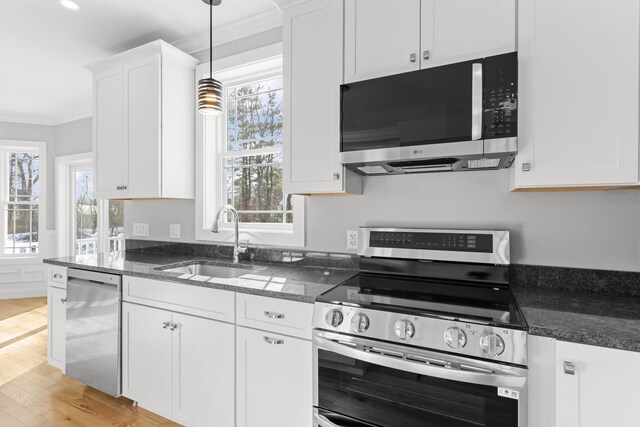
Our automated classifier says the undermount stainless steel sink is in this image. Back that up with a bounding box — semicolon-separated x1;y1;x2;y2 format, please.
161;262;256;278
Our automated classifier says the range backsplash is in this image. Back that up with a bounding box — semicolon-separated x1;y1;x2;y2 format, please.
125;239;640;297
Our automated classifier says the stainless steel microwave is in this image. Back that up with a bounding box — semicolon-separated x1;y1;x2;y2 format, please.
340;52;518;175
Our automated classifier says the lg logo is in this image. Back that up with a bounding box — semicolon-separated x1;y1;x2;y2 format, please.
413;149;423;155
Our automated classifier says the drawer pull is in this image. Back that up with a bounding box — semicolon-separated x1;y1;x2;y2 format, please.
53;273;64;279
264;336;284;345
564;361;576;375
162;321;170;329
60;298;67;303
264;311;285;320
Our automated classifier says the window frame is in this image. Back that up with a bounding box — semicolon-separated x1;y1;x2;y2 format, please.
195;43;305;247
0;140;46;261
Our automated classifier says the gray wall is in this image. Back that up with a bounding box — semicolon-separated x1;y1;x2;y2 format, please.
0;121;56;229
125;170;640;272
0;118;93;231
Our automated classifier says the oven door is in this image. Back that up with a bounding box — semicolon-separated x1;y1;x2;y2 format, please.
313;330;527;427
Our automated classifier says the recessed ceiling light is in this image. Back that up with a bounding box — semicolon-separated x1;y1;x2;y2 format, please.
59;0;80;10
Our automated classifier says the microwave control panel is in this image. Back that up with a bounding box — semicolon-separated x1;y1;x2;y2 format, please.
483;52;517;139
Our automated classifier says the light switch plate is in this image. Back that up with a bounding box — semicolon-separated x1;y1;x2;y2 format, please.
133;223;149;237
170;224;181;239
347;230;358;250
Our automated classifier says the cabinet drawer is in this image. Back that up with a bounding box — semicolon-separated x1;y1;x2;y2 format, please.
123;276;235;323
236;293;314;340
47;265;67;288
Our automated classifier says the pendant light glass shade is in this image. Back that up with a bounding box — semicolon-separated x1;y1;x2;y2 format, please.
198;77;223;115
197;0;223;116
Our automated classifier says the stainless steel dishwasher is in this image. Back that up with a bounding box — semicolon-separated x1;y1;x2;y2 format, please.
65;268;122;397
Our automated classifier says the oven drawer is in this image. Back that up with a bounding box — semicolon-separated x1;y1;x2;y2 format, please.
236;293;314;339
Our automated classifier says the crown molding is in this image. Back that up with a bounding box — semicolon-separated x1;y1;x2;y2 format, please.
171;7;283;54
0;114;54;126
51;108;93;126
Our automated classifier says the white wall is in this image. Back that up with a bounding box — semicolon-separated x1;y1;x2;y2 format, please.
125;170;640;272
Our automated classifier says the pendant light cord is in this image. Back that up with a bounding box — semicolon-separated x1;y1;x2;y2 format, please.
209;0;213;78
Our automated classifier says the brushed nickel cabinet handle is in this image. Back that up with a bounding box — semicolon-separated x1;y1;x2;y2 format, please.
169;322;178;331
53;273;63;279
409;53;417;63
264;311;285;319
60;298;67;303
423;50;430;60
162;321;170;329
563;361;576;375
264;336;284;345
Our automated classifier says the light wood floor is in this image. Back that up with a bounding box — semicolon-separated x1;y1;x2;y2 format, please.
0;297;181;427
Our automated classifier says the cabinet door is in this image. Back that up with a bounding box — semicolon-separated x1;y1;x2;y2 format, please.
172;313;235;427
421;0;516;68
93;66;126;198
556;341;640;427
283;0;361;195
344;0;421;82
236;327;312;427
122;302;173;418
47;286;66;370
512;0;640;189
124;54;161;198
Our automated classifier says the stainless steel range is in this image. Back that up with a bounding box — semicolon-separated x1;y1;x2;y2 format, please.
312;228;528;427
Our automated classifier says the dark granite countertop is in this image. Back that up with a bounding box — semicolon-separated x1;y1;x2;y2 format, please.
512;285;640;352
44;251;357;304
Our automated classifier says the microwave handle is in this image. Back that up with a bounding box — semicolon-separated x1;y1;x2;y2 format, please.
471;63;483;141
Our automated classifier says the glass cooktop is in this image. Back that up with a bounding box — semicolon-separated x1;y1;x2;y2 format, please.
317;272;527;329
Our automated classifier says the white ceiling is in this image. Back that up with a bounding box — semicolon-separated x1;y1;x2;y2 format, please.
0;0;279;125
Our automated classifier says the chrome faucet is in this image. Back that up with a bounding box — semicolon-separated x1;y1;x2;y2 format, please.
211;205;248;263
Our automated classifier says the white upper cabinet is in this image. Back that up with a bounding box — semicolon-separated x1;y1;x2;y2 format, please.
421;0;516;68
344;0;516;82
556;341;640;427
282;0;362;195
512;0;640;190
344;0;421;83
88;40;198;199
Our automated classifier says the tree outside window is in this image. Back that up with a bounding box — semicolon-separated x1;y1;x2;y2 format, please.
222;76;292;224
5;152;39;255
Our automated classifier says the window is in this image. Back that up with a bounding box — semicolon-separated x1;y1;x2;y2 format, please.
72;166;124;255
5;152;39;255
223;76;292;224
0;141;46;258
195;44;304;247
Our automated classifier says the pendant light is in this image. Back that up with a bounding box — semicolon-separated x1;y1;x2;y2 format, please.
197;0;223;116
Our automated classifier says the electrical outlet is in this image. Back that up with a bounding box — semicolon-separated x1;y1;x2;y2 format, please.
133;223;149;237
170;224;181;239
347;230;358;250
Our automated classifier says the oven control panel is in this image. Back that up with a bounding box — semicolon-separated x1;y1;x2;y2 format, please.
312;302;527;366
369;231;493;253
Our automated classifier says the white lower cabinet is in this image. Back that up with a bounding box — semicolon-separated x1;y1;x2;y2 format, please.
527;336;640;427
236;326;312;427
47;265;67;371
122;302;235;427
47;285;66;370
555;341;640;427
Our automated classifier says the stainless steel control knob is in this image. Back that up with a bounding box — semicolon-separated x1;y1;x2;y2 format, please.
351;313;370;333
325;309;344;328
394;319;416;340
444;327;467;349
480;333;505;356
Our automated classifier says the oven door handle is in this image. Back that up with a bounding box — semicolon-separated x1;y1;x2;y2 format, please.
315;335;526;389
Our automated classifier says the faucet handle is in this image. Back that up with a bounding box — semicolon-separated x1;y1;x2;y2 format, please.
238;239;249;253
